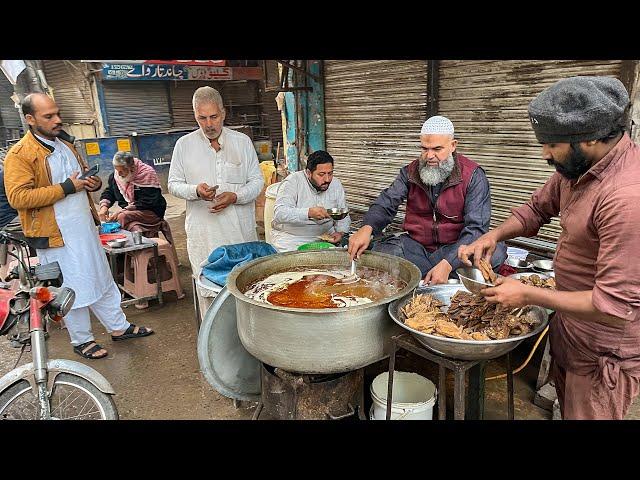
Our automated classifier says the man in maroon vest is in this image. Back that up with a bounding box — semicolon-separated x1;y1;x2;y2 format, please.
349;116;506;284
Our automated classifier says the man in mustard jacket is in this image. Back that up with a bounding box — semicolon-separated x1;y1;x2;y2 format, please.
4;93;154;359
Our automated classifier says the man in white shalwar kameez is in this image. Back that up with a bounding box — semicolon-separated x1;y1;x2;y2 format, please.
168;86;264;315
271;150;350;252
4;94;154;359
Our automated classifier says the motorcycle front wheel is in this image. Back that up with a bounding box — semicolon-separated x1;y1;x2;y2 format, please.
0;373;118;420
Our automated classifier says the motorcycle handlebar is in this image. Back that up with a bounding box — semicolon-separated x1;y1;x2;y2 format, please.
0;230;28;247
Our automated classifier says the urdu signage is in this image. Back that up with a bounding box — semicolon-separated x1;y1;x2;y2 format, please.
102;63;233;81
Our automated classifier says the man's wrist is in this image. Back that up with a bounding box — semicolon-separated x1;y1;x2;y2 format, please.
361;225;374;236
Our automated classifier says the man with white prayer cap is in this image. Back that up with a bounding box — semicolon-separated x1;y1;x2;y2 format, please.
349;115;506;284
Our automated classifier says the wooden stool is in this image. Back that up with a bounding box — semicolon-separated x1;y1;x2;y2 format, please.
123;238;185;302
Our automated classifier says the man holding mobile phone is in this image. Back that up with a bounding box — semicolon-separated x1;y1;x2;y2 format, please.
4;93;154;360
168;86;264;313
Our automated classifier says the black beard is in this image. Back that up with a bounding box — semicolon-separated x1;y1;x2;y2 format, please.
33;125;61;139
308;176;329;191
547;143;592;180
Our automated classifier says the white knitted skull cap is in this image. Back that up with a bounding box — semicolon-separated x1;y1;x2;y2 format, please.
420;116;454;136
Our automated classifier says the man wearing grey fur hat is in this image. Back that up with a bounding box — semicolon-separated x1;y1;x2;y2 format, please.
459;76;640;420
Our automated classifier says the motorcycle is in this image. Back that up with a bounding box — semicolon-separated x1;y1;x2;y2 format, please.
0;229;118;420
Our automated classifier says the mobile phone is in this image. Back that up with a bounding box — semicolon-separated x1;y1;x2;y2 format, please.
79;164;100;180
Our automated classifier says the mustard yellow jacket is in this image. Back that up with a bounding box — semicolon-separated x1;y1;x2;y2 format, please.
4;130;100;248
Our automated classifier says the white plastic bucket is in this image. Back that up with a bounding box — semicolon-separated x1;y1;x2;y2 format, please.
507;246;529;262
369;371;437;420
263;182;281;245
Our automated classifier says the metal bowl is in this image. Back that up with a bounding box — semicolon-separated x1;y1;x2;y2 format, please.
531;259;553;272
388;284;549;360
327;207;349;220
505;257;532;270
456;267;494;295
106;239;126;248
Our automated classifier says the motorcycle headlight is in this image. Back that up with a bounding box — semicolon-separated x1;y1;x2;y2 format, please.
49;287;75;316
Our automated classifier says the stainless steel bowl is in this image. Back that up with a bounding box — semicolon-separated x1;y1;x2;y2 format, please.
456;267;494;295
531;259;553;272
327;207;349;220
505;257;532;270
106;239;126;248
388;284;549;360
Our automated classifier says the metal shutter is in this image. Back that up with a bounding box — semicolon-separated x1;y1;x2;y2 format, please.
170;80;263;131
170;80;219;130
438;60;623;244
222;80;260;127
262;60;284;149
0;73;21;145
324;60;428;220
103;81;172;136
42;60;95;124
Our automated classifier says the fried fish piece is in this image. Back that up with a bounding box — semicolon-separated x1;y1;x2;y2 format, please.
435;319;463;338
478;258;497;283
471;332;490;341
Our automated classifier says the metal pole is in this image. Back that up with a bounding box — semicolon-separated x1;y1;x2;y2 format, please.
12;60;47;135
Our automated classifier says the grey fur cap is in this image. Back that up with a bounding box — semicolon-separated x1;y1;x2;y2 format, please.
528;76;629;143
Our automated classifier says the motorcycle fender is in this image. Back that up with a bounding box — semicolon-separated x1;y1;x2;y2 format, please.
0;360;116;395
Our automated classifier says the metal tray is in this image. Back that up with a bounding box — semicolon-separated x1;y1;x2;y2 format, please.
388;284;549;361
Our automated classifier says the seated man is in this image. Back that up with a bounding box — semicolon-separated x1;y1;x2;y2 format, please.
0;163;19;229
348;116;506;284
98;151;167;233
271;150;350;252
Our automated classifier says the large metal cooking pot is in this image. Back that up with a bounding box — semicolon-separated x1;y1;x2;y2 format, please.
226;250;421;374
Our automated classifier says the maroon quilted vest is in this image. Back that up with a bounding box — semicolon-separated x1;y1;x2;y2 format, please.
402;153;479;252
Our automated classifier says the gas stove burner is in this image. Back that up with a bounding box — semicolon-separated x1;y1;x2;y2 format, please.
254;363;366;420
263;363;347;384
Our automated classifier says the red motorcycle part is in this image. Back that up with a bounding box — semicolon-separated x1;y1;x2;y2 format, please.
0;288;15;331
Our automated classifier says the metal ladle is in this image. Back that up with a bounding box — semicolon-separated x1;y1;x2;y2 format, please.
338;258;360;284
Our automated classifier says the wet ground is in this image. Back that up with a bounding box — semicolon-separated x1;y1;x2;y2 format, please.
0;194;637;420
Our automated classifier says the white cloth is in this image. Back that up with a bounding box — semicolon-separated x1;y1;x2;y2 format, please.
168;127;264;295
421;115;454;136
271;170;350;252
34;135;116;309
0;60;26;85
63;282;129;346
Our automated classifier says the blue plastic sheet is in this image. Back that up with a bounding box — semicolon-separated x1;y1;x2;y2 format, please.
202;241;277;287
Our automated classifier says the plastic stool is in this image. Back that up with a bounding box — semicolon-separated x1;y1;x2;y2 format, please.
123;238;184;303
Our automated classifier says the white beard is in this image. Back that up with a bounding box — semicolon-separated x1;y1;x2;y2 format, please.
419;154;455;186
118;173;133;183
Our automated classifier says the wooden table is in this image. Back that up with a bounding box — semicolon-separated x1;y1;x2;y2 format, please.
102;230;163;308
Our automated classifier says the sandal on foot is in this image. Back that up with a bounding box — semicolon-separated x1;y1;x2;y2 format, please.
73;341;108;359
111;323;154;342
